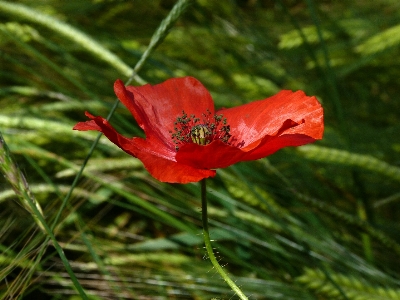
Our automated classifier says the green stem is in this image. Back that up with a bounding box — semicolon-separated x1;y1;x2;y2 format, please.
0;133;88;300
22;192;89;300
200;179;248;300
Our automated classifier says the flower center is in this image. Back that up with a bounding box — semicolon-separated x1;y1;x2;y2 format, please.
170;110;231;151
191;124;212;145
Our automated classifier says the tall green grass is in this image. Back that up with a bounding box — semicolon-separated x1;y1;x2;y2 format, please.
1;0;400;299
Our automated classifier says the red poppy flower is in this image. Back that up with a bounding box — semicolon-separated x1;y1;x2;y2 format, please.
73;77;323;183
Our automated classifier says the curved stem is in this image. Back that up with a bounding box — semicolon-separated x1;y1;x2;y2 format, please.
200;179;248;300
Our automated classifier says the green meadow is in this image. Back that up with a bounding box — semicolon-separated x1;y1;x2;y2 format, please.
1;1;400;299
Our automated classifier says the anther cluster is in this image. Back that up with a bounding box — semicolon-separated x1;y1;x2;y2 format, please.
170;110;231;150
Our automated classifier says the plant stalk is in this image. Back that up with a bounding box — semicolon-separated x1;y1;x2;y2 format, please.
200;179;248;300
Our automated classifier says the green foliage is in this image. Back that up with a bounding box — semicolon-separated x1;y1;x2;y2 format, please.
297;268;400;300
1;0;400;299
356;23;400;56
298;145;400;182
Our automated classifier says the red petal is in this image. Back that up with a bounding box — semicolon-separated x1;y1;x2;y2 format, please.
73;120;99;131
73;111;102;131
124;77;215;145
218;90;324;150
240;133;317;162
73;113;215;183
176;140;246;169
176;131;320;170
176;90;323;170
133;138;216;183
114;80;176;152
114;79;145;129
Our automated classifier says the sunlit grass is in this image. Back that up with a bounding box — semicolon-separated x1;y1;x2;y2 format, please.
1;0;400;299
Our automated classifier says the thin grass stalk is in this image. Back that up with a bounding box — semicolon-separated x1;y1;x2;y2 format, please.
128;0;193;85
18;196;89;299
0;27;98;99
305;0;375;264
75;216;127;300
0;49;70;94
275;0;325;86
51;126;109;231
25;154;127;299
11;139;196;233
305;0;345;129
0;0;133;77
298;145;400;182
57;0;193;230
357;198;374;264
295;192;400;256
0;132;44;232
0;132;89;299
6;243;48;299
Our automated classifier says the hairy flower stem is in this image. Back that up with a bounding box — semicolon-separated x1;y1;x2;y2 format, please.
201;179;248;300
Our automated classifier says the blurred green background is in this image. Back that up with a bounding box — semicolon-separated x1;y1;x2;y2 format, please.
1;0;400;299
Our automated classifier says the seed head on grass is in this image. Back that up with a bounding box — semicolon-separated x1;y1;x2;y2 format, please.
0;132;44;231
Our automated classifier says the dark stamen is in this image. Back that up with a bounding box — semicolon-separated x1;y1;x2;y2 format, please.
170;110;232;151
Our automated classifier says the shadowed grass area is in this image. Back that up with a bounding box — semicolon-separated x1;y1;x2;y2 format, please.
1;0;400;299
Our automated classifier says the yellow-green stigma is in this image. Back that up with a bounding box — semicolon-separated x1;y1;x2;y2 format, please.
191;125;211;145
170;110;231;151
